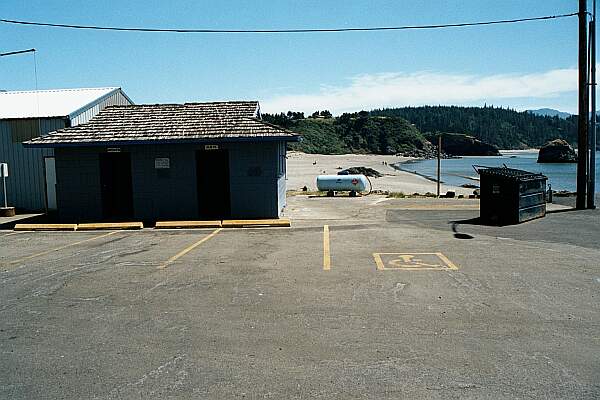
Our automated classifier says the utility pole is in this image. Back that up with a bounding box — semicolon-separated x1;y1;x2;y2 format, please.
437;134;441;197
577;0;589;209
589;0;597;208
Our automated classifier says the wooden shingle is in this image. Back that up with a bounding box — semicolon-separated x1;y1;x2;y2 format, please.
25;101;298;146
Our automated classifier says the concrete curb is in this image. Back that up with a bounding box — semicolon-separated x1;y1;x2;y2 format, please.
13;219;290;231
155;220;222;229
77;222;144;230
14;223;78;231
154;219;291;229
221;219;291;228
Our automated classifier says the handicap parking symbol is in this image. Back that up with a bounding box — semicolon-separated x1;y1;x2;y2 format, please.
373;253;458;271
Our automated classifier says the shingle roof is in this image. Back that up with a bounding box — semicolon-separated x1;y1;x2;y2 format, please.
25;101;298;147
0;87;124;119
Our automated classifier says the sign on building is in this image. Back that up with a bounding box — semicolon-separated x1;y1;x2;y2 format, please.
154;158;170;169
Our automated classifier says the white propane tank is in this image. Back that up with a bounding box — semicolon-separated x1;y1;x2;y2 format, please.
316;174;369;192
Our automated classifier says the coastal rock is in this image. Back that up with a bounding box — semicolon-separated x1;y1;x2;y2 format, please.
338;166;382;178
433;133;501;156
537;139;577;163
396;141;450;159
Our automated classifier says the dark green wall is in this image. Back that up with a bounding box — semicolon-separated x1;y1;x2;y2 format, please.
55;141;287;222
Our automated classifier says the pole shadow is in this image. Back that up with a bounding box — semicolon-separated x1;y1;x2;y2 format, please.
450;221;476;239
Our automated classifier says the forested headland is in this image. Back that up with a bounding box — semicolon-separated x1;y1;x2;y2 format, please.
263;105;579;155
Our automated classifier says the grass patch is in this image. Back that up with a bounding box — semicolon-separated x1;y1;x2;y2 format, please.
387;192;440;199
287;190;328;196
387;192;406;198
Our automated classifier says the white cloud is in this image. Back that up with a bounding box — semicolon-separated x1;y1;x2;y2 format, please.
260;68;578;115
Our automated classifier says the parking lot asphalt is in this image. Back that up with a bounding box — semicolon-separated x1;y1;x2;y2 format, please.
1;197;599;399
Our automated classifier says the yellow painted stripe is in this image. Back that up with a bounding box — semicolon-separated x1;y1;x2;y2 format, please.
323;225;331;270
7;231;118;265
436;252;459;270
158;228;222;269
373;253;385;271
0;231;25;238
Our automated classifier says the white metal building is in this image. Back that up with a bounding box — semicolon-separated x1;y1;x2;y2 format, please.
0;87;133;211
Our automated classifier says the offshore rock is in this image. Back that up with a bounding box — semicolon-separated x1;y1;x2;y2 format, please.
436;133;501;156
537;139;577;163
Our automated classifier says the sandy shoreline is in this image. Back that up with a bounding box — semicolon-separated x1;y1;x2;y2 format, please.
286;152;472;195
499;149;539;154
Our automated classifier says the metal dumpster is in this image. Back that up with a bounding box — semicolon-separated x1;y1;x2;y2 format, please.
477;166;547;225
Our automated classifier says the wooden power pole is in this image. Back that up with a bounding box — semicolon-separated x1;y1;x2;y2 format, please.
589;0;597;209
578;0;589;209
437;135;441;197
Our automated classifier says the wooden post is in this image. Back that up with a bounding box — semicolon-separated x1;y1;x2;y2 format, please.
589;0;597;209
437;135;441;197
577;0;589;209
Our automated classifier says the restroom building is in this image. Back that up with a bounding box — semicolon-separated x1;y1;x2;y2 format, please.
24;101;299;222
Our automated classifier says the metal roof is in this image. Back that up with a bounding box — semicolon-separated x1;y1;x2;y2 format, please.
0;87;126;119
24;101;299;147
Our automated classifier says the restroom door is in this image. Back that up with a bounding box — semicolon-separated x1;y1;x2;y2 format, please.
99;153;133;220
196;150;231;219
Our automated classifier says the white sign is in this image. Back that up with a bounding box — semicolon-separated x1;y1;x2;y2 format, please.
107;147;121;153
204;144;219;150
155;158;170;169
0;163;7;178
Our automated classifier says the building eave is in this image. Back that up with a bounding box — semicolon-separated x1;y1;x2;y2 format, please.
23;134;301;148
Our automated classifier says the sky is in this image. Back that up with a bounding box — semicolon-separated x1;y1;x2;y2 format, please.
0;0;591;115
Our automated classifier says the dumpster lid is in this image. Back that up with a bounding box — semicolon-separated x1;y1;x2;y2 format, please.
474;165;547;181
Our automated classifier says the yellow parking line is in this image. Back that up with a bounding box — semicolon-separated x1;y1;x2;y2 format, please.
435;252;459;270
0;231;24;238
158;228;222;269
6;231;118;265
323;225;331;270
373;253;385;271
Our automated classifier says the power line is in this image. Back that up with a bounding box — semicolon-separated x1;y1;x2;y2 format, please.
0;12;578;34
0;48;36;57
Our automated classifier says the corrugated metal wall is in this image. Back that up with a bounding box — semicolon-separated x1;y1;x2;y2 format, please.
0;118;63;211
0;88;134;212
70;90;132;126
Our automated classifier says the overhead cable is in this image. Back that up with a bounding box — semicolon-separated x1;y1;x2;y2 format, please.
0;12;579;34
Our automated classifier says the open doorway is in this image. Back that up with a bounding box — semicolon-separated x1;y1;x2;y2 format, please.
196;150;231;219
99;152;133;220
44;157;57;211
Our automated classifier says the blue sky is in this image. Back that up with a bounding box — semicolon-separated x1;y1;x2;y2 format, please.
0;1;588;114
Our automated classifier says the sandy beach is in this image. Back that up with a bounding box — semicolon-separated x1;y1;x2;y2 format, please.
286;151;472;195
499;149;539;155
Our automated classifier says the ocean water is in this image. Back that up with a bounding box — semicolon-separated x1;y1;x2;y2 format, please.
399;151;600;193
